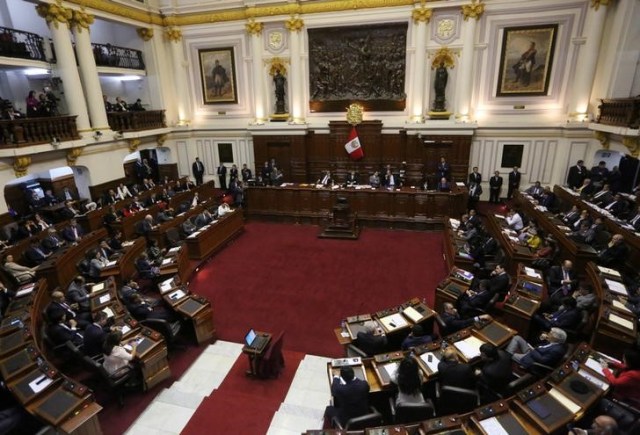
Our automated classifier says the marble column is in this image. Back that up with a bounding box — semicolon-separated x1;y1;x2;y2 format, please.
246;20;267;122
71;9;110;130
36;3;90;131
165;27;192;125
456;2;485;120
285;17;304;123
568;0;610;120
410;7;432;121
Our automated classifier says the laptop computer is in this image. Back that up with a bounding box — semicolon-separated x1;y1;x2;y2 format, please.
244;329;268;351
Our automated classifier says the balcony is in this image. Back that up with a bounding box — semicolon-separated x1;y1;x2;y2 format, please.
0;116;80;148
107;110;166;132
92;43;145;70
597;97;640;129
0;26;47;62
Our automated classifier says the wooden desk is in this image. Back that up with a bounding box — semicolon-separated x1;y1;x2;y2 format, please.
246;184;467;230
133;329;171;391
484;214;535;274
242;331;272;377
513;382;577;434
501;264;545;339
185;209;244;260
159;245;189;283
434;276;470;314
115;237;146;282
469;399;542;435
442;219;475;272
175;295;216;345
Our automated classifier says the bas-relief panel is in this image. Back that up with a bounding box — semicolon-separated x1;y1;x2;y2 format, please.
431;13;461;45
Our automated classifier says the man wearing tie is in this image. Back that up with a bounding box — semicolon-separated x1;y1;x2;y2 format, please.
318;170;333;187
24;240;50;265
468;167;482;186
42;228;64;253
489;171;503;203
241;163;252;182
62;219;83;243
507;167;521;200
525;181;544;199
567;160;587;189
217;163;227;190
467;182;482;211
437;157;450;180
604;194;626;217
543;260;578;311
384;169;397;190
192;157;205;186
627;210;640;231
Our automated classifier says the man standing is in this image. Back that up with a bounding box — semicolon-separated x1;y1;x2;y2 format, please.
468;167;482;186
489;171;503;203
192;157;205;186
567;160;587;189
507;166;521;200
241;164;252;182
217;163;227;190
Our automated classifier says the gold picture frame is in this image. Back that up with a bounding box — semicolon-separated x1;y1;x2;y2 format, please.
198;47;238;104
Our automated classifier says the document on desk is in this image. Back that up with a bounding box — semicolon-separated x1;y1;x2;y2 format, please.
161;258;172;266
102;307;114;318
419;352;440;373
160;278;175;293
168;247;180;254
611;299;632;313
577;369;609;391
29;374;53;394
604;279;627;296
169;289;186;301
379;313;408;331
187;231;201;238
549;388;581;414
598;266;621;278
121;325;131;335
121;241;134;247
523;267;542;279
91;282;105;293
585;356;607;376
383;361;399;381
402;306;423;323
479;417;510;435
98;294;111;304
16;284;35;297
453;336;484;360
609;313;634;330
105;260;117;267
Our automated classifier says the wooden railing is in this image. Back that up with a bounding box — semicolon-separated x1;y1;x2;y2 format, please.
107;110;166;132
92;42;145;70
0;26;47;61
0;116;80;147
597;97;640;129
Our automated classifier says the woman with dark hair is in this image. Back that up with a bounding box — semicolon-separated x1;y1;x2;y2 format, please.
393;356;425;405
601;349;640;407
103;331;137;375
26;90;39;117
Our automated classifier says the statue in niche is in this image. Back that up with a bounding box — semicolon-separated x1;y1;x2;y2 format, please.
433;62;448;112
273;70;286;114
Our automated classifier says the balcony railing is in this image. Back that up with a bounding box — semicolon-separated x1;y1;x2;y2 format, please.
0;116;80;148
92;43;145;70
0;26;47;62
107;110;166;132
597;97;640;129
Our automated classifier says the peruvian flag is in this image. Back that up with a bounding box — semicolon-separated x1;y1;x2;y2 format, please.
344;126;364;160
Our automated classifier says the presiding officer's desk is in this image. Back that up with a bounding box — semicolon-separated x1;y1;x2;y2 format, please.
245;183;468;230
513;191;598;271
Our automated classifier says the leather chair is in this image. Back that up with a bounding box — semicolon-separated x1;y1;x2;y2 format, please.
258;330;285;379
165;227;182;248
82;355;135;407
389;398;435;424
141;318;183;349
332;406;383;431
436;384;480;415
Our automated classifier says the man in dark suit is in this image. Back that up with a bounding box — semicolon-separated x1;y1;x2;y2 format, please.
438;347;476;390
507;166;521;200
544;260;578;312
345;170;359;187
488;264;510;296
41;228;64;253
43;189;58;206
241;163;252;182
194;210;214;228
591;184;613;206
489;171;503;203
603;194;626;217
467;182;482;211
627;210;640;231
457;279;494;317
468;167;482;186
66;276;91;312
217;164;227;190
61;219;84;243
590;161;609;188
46;291;91;328
355;321;387;356
567;160;588;189
506;327;567;370
47;311;84;347
477;344;512;393
533;297;582;331
325;365;370;427
437;157;450;180
577;178;596;198
525;181;544;199
24;240;49;265
440;302;490;336
83;311;110;357
317;170;333;187
598;234;629;268
192;157;205;186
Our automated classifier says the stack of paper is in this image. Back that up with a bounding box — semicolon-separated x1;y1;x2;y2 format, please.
169;289;186;301
612;300;632;313
453;335;484;360
91;282;105;293
161;258;172;266
168;247;180;254
604;279;627;296
523;267;542;279
402;306;423;323
105;260;117;267
98;293;111;304
159;278;175;293
598;266;621;278
479;417;510;435
383;361;399;381
379;313;408;331
16;284;35;297
609;313;634;330
584;357;607;376
419;352;440;373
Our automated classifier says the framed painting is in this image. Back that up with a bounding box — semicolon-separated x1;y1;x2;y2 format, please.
501;144;524;168
496;24;558;97
198;47;238;104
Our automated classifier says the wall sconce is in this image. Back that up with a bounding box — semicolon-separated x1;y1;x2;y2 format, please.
113;131;124;140
93;131;103;140
51;137;59;148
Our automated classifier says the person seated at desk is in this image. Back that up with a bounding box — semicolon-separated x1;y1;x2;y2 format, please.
369;171;381;188
384;169;399;190
116;183;132;200
591;184;614;206
488;264;510;296
533;297;582;332
218;202;232;217
83;311;112;357
401;324;432;350
602;193;626;218
438;347;476;390
317;170;333;187
392;356;426;405
598;234;628;269
102;331;136;376
42;189;58;206
458;221;480;243
47;311;84;347
147;240;165;265
576;178;596;198
59;187;76;203
195;210;214;228
138;214;156;238
440;302;491;336
141;178;154;191
41;227;64;253
107;230;124;252
437;177;450;192
561;205;581;227
2;254;36;284
103;206;121;228
600;349;640;408
626;209;640;231
157;207;175;224
127;293;171;321
355;320;387;356
476;343;511;395
538;186;555;209
569;222;592;244
66;275;91;312
568;415;618;435
325;365;370;428
146;193;163;208
572;209;593;231
135;252;160;279
62;218;84;243
522;227;542;250
505;327;567;370
33;213;51;232
271;167;284;186
60;200;81;220
131;196;145;211
24;239;50;265
505;209;524;231
525;181;544;199
88;249;109;281
542;260;578;312
345;170;358;187
181;218;197;236
457;279;495;317
104;189;118;205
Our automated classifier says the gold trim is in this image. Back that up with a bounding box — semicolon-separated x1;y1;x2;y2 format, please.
66;147;83;166
137;27;154;41
461;1;485;21
165;27;182;42
245;19;264;36
623;137;639;157
71;9;94;31
346;103;364;125
595;131;610;149
431;47;457;69
128;138;141;152
285;16;304;33
13;156;31;178
591;0;612;11
412;7;432;24
268;57;289;76
157;134;167;146
36;3;73;29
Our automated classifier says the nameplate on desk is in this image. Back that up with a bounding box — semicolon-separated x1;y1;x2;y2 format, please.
28;374;53;393
331;357;361;367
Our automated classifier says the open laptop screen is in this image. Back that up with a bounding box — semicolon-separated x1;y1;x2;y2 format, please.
244;329;257;346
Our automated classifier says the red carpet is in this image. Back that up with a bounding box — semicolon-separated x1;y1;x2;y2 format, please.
189;222;447;358
182;349;305;434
